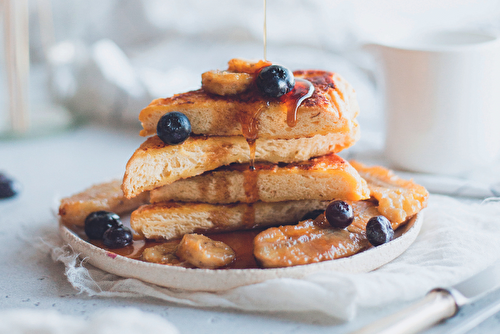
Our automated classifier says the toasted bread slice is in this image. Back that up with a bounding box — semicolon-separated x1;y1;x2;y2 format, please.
59;180;149;227
150;154;370;204
139;70;359;140
122;128;359;199
130;200;329;240
350;161;429;224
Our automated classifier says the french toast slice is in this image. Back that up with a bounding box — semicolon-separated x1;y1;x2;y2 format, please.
150;154;370;204
130;162;428;244
139;70;359;140
59;180;149;227
350;161;429;224
130;200;329;240
122;128;359;199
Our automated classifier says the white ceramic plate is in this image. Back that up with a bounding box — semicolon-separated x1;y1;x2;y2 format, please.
59;212;423;292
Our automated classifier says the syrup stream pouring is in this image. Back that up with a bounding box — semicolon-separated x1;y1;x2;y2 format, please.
263;0;267;60
352;262;500;334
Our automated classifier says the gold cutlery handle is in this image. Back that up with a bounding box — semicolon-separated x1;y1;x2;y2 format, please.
353;289;459;334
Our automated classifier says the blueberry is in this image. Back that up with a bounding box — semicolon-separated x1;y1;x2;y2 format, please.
366;216;394;246
325;200;354;229
84;211;122;239
0;173;20;199
157;112;191;145
301;209;324;221
256;65;295;98
103;226;133;248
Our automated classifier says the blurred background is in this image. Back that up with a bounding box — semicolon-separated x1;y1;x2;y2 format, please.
2;0;500;135
1;2;500;331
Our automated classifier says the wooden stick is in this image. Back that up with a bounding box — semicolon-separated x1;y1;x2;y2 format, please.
3;0;30;133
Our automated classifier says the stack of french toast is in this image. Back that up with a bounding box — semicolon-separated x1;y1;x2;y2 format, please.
59;59;428;269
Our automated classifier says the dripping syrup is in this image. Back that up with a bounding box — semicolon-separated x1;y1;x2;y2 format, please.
237;78;314;168
282;78;315;128
238;100;269;168
263;0;267;60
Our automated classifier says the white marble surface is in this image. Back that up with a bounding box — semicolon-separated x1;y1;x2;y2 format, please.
1;124;500;333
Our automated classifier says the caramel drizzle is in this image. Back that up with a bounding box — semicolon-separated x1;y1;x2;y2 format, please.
243;168;259;202
242;203;256;229
239;101;269;168
235;64;314;229
282;78;315;128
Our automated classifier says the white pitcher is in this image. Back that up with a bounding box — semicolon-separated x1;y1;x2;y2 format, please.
369;30;500;175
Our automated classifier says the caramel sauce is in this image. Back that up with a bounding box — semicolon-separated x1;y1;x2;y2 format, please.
92;239;165;259
208;229;262;268
67;214;411;270
242;203;256;229
69;224;263;269
243;168;259;202
231;74;314;218
282;79;315;128
238;93;268;168
247;139;257;169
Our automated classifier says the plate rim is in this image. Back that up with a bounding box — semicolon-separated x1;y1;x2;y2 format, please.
59;211;424;292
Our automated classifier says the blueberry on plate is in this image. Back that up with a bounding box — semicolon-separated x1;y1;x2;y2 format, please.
0;173;20;199
84;211;122;240
301;209;324;221
366;216;394;246
325;200;354;229
256;65;295;98
103;226;133;248
157;111;191;145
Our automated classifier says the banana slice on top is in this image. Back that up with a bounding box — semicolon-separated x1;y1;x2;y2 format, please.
202;70;254;96
201;59;272;96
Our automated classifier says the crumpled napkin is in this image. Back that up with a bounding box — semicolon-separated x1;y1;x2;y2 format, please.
0;308;179;334
48;195;500;320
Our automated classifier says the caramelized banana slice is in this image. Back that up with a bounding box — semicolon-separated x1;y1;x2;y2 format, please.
176;234;235;269
254;200;383;268
201;59;272;96
227;58;272;74
350;161;428;224
254;220;370;268
142;241;193;267
201;70;254;96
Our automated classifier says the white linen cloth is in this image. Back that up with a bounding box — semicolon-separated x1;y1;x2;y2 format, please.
47;195;500;320
0;308;179;334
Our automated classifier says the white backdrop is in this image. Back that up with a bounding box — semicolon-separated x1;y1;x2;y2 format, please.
30;0;500;125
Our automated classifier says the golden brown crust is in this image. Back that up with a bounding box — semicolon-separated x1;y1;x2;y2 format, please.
59;180;149;227
150;154;370;204
122;129;359;199
138;71;359;140
350;161;429;224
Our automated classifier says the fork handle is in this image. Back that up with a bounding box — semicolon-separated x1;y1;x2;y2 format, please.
352;289;459;334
